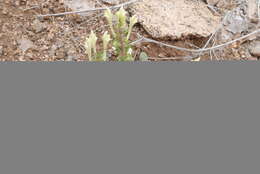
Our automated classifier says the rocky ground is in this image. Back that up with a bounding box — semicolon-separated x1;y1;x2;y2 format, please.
0;0;259;61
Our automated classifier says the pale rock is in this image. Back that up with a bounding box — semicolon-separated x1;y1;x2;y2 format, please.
250;43;260;57
64;0;95;12
17;38;34;53
32;19;46;33
0;46;3;56
130;0;220;40
206;0;220;6
248;0;258;23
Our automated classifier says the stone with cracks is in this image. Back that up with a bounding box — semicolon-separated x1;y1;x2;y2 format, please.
129;0;220;39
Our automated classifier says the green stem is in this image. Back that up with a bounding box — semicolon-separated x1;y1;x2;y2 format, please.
119;29;126;60
127;26;133;41
102;45;108;61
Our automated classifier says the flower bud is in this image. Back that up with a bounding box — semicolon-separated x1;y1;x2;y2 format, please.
127;15;138;40
102;31;111;61
89;31;97;58
116;7;127;28
104;8;115;36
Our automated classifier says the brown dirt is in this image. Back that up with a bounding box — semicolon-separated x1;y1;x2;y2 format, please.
0;0;259;61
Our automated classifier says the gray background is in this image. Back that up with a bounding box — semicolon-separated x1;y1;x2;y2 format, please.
0;62;259;174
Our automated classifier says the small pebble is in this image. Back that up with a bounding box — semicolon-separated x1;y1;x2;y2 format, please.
2;7;8;15
0;46;3;56
32;19;46;33
55;48;66;59
249;43;260;57
17;38;34;53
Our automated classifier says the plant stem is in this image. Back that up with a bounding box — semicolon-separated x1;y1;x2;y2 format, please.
119;29;126;60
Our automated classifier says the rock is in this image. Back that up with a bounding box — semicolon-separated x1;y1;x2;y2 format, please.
49;45;57;57
130;0;220;40
17;38;34;53
32;19;46;33
66;47;78;61
206;0;219;6
64;0;95;16
224;9;248;34
212;0;229;8
248;0;258;23
0;46;3;56
26;53;33;59
67;55;76;61
139;52;149;61
55;48;67;59
249;43;260;57
2;7;9;15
